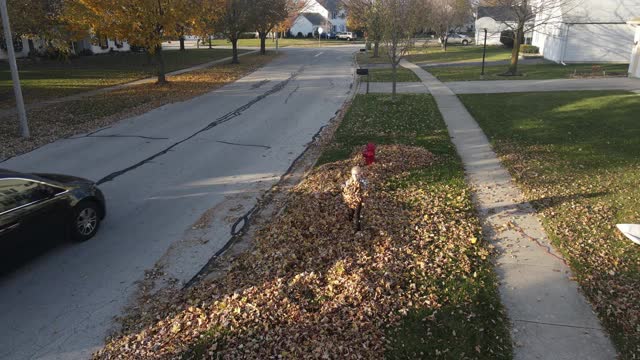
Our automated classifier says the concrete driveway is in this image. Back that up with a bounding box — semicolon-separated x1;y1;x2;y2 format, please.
0;46;356;360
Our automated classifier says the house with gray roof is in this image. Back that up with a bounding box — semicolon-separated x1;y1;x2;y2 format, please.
475;6;534;45
289;0;348;38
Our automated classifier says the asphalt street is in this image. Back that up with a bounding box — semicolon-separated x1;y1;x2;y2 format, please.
0;46;356;359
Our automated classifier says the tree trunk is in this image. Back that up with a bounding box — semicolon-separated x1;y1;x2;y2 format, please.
391;62;397;99
259;32;267;55
155;45;167;83
373;41;379;58
179;36;185;51
441;36;448;51
507;24;524;75
231;38;239;64
208;35;212;49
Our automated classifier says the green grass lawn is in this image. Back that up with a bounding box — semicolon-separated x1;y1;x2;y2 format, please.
356;45;511;67
365;68;421;82
209;38;363;48
429;63;630;82
356;51;393;64
319;94;513;358
459;91;640;358
0;48;247;107
406;45;512;64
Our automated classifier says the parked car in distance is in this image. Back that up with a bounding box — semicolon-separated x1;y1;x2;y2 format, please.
321;32;336;40
443;33;472;45
0;169;106;254
336;32;357;41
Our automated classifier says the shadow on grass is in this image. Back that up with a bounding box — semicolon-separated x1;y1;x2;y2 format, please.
459;90;640;358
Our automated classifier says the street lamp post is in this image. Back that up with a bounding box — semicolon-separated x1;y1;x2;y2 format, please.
0;0;29;138
481;28;488;78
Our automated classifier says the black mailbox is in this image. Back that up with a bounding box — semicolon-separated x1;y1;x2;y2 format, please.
360;48;366;52
356;68;369;76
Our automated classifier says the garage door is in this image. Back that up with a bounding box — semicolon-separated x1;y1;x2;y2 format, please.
565;23;634;63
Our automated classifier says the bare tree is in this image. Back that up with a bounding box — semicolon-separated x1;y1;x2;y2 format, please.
425;0;471;51
487;0;576;75
380;0;424;98
344;0;384;57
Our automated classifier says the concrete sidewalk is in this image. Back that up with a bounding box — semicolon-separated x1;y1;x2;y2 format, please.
356;77;639;95
416;58;546;68
401;59;617;360
0;50;258;119
447;77;639;94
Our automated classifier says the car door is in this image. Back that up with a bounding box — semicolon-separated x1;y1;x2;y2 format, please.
1;179;31;252
28;182;69;243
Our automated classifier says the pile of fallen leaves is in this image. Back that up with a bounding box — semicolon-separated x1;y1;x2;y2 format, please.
95;144;509;359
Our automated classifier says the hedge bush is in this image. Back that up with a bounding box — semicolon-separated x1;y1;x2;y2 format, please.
520;45;539;54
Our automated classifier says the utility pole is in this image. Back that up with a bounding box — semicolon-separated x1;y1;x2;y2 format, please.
0;0;29;138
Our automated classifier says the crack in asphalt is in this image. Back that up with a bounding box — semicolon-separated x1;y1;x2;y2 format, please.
514;319;603;331
284;84;300;104
215;140;271;149
250;79;270;89
72;134;169;140
96;67;304;186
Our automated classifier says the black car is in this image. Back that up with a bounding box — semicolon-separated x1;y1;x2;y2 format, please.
0;169;106;252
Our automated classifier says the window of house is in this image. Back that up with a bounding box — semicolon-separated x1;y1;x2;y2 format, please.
99;36;109;49
0;36;23;52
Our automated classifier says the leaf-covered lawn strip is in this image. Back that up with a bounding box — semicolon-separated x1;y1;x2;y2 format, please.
93;94;512;359
428;63;630;82
0;48;248;108
459;91;640;358
365;68;421;82
320;94;512;359
0;53;276;160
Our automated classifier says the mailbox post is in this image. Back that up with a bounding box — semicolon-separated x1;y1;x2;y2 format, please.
356;68;370;94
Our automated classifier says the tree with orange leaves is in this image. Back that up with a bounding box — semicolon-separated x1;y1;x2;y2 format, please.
69;0;200;83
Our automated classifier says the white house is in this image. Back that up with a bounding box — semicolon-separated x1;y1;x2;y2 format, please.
289;0;348;37
629;17;640;77
1;36;130;60
319;0;348;33
475;6;533;45
0;38;30;60
73;36;131;55
531;0;640;63
291;13;332;37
